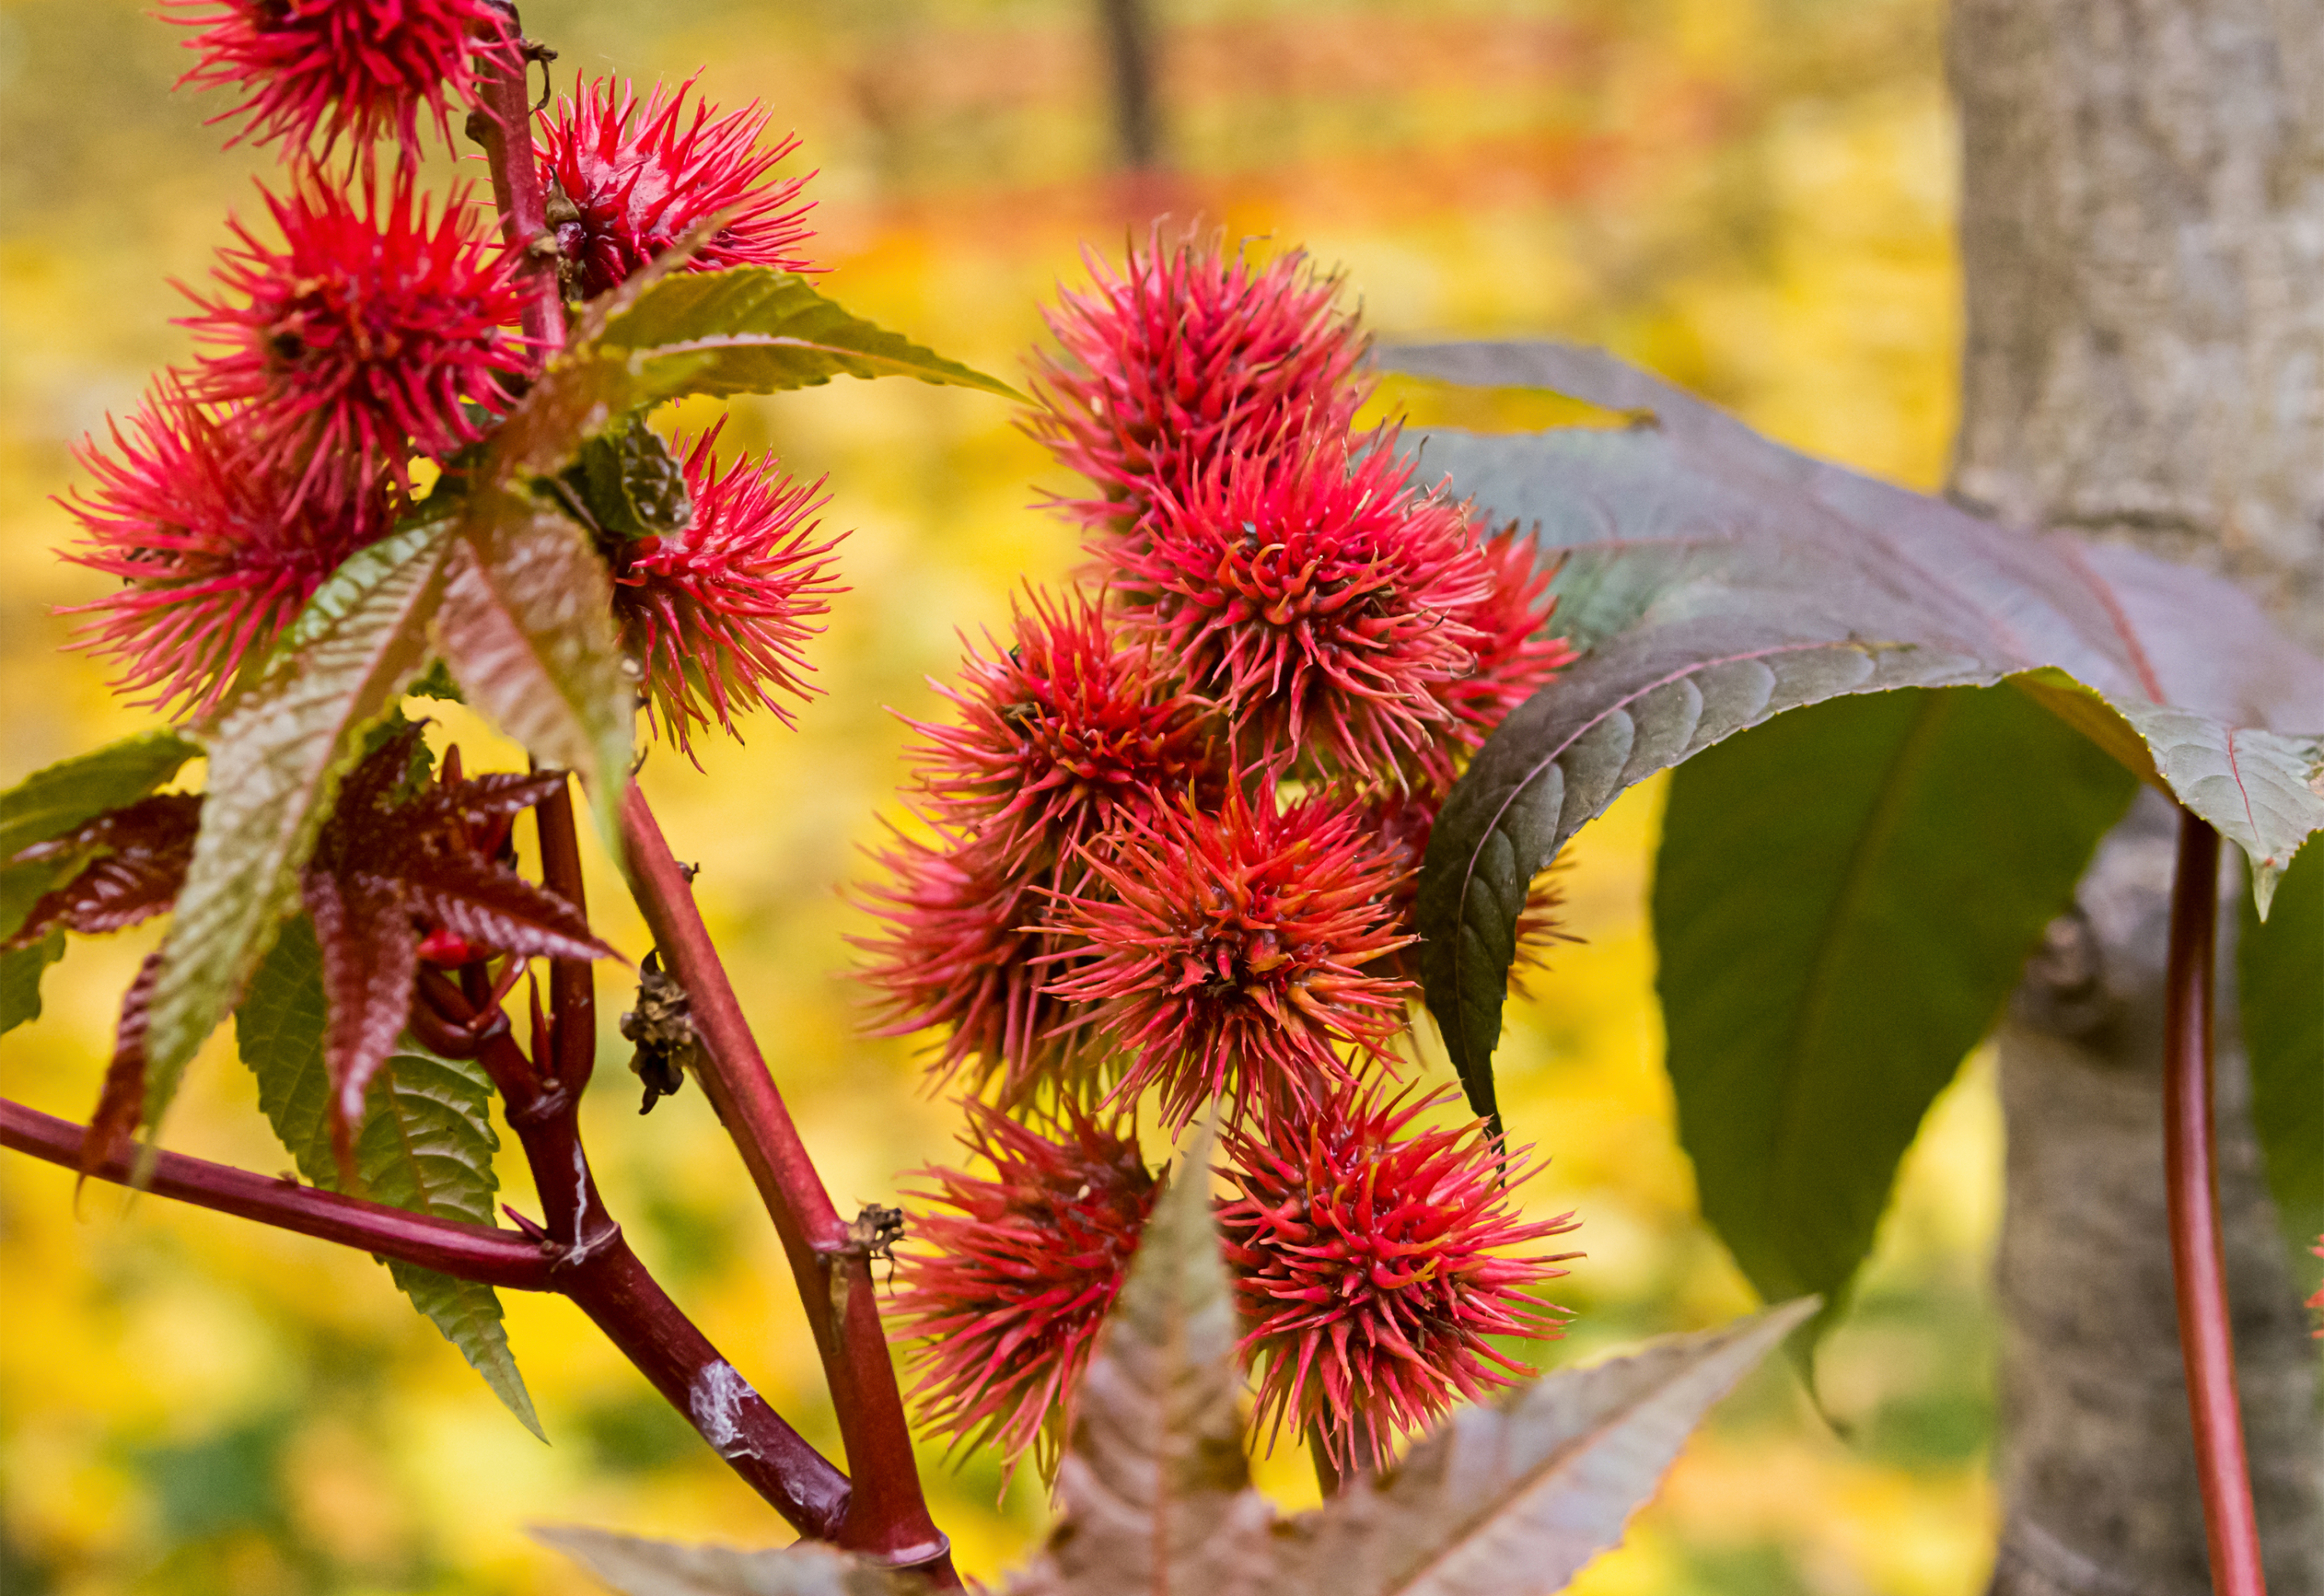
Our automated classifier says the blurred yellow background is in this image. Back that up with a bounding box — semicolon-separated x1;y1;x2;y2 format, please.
0;1;1995;1591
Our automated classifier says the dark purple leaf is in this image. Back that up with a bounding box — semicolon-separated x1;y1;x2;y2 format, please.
302;867;420;1184
1384;340;2324;1122
401;852;610;963
82;951;162;1177
5;795;203;952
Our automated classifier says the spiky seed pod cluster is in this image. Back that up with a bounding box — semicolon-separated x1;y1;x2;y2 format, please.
182;166;534;504
1040;785;1415;1130
64;387;396;714
1029;233;1370;532
536;76;817;302
856;592;1226;1101
164;0;516;162
72;15;833;739
889;1102;1159;1476
857;835;1076;1102
1219;1085;1580;1471
1121;440;1493;779
902;590;1219;877
878;231;1581;1477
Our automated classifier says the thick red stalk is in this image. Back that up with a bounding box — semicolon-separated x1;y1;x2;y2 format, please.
466;5;947;1568
620;783;954;1578
411;970;848;1535
470;7;565;352
2162;812;2267;1596
2;1097;553;1288
532;771;597;1089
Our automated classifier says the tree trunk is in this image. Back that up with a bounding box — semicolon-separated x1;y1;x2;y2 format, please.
1948;2;2324;1593
1097;0;1163;170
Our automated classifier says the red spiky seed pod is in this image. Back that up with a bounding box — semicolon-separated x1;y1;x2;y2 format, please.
1041;784;1415;1129
854;831;1091;1102
889;1100;1159;1477
1113;437;1492;783
1428;523;1578;766
536;75;816;301
64;385;397;714
1218;1085;1579;1472
609;422;844;762
163;0;517;162
1030;231;1371;531
181;166;533;507
901;589;1221;876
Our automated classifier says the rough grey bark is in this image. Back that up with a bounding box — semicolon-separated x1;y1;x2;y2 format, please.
1949;2;2324;1594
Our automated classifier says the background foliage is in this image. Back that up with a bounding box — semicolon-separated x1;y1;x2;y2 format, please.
0;0;1994;1590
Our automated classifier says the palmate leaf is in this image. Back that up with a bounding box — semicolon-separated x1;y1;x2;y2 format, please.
2241;841;2323;1262
144;514;454;1148
533;1528;920;1596
494;267;1021;483
235;917;542;1438
0;730;201;1034
1384;340;2324;1130
1652;687;2136;1351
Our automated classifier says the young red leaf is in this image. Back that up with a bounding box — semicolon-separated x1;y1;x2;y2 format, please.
81;951;163;1178
302;867;420;1182
4;795;202;952
294;731;617;1171
398;852;606;964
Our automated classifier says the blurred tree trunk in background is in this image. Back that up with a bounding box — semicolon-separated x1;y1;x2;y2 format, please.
1949;2;2324;1594
1098;0;1163;170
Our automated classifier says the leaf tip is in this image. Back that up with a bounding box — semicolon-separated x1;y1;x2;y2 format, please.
2251;858;2282;922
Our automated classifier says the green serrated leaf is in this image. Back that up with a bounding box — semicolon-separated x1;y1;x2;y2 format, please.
534;1526;920;1596
2;930;65;1034
1387;341;2324;1115
1652;688;2135;1356
2241;841;2323;1264
233;919;541;1439
0;862;61;944
436;492;632;850
145;517;454;1147
364;1052;543;1441
0;730;200;862
494;267;1019;483
1416;628;1979;1125
236;916;337;1182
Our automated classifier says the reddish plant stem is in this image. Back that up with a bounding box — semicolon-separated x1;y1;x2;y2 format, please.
466;11;944;1569
532;771;597;1090
2162;812;2268;1596
2;1098;555;1288
411;972;850;1536
471;8;566;352
620;783;954;1579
